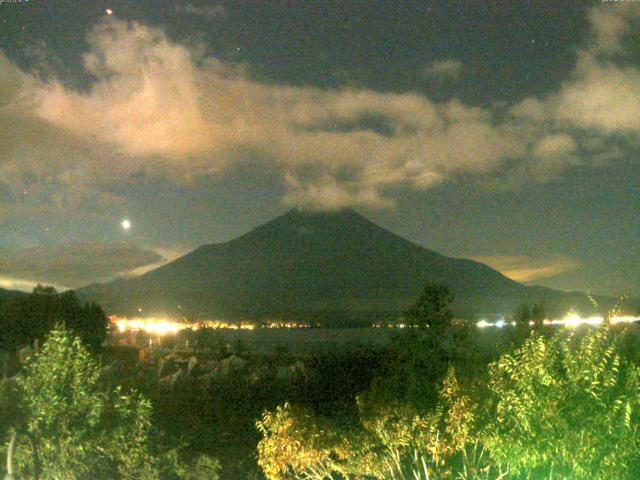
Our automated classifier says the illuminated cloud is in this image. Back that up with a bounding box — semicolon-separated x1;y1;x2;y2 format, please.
512;4;640;136
0;3;637;212
532;134;576;159
0;276;51;293
587;4;639;54
554;56;640;134
470;255;581;283
423;59;463;79
35;20;220;160
1;20;528;210
175;3;226;20
122;247;188;277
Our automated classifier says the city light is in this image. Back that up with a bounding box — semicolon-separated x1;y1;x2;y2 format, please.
110;310;640;338
476;312;640;329
111;316;262;336
114;317;183;335
544;312;603;328
610;315;640;325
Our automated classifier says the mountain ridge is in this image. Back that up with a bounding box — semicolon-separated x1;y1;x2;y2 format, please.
79;208;603;322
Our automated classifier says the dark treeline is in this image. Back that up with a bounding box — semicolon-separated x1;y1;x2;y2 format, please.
0;285;108;353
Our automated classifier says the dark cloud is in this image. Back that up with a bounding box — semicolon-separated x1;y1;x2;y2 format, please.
0;243;163;288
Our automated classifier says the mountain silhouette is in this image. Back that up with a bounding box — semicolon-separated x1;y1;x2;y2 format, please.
79;208;600;322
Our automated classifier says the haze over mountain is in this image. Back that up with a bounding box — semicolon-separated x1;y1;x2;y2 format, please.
80;209;604;323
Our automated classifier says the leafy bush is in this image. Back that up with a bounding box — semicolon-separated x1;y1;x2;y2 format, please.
485;327;640;479
358;368;478;479
256;402;360;480
174;454;221;480
14;328;160;478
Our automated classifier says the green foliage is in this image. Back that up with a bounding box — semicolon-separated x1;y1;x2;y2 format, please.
530;303;545;323
174;454;221;480
11;327;171;479
371;283;468;409
0;380;25;434
256;323;640;480
485;327;640;479
513;303;531;325
404;283;454;331
371;330;448;408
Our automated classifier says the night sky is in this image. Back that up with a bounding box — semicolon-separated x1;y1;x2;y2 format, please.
0;0;638;297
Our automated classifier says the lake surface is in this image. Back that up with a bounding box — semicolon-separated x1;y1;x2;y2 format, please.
201;322;640;355
201;327;390;354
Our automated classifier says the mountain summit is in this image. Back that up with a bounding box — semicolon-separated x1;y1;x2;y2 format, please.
80;209;594;321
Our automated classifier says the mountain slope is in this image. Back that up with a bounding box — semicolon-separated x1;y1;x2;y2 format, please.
80;209;597;321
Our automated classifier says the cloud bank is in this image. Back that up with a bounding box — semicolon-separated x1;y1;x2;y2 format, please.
0;243;164;289
0;4;639;212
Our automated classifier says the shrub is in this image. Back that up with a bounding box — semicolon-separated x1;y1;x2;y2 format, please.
359;368;477;479
257;368;479;480
256;402;359;480
485;327;640;479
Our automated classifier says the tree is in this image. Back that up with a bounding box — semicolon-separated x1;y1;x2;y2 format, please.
8;327;170;479
256;402;358;480
530;302;546;323
367;283;462;410
513;302;531;325
0;379;38;479
173;455;221;480
404;282;454;331
0;287;108;352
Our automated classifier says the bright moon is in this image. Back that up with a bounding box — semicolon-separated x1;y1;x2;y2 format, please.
121;219;131;230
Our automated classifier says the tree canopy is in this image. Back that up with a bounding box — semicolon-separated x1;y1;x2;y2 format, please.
0;286;107;352
9;327;167;479
404;282;454;331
